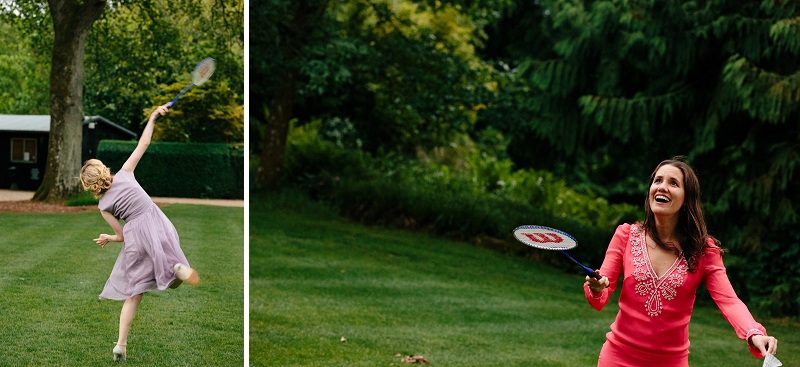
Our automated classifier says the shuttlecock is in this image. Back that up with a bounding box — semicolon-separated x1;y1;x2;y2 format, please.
763;353;782;367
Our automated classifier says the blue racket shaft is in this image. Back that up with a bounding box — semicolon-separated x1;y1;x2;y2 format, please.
154;58;214;120
155;82;193;119
153;82;193;121
168;82;194;107
560;250;601;279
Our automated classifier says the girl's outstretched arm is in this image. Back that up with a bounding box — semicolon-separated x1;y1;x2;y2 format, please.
121;104;169;174
94;210;124;247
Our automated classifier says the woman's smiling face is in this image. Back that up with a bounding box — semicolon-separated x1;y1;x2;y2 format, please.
649;164;685;219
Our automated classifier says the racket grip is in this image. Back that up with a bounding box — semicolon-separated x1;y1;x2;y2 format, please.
154;102;174;121
154;92;183;121
584;267;601;280
154;110;167;121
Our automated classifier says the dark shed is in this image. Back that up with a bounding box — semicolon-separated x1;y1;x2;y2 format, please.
0;115;136;190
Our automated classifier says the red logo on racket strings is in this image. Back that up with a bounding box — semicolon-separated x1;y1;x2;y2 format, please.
523;233;564;244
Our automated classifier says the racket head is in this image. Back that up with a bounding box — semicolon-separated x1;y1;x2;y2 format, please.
512;225;578;251
192;58;216;85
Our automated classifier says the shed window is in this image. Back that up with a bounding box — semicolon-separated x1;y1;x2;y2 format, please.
10;138;37;163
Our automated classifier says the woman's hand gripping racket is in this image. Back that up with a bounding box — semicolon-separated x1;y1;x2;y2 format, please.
155;58;215;119
513;225;601;279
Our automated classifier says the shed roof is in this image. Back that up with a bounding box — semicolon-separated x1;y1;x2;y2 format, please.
84;116;137;138
0;115;50;132
0;115;137;138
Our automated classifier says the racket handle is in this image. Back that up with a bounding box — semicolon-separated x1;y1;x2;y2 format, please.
154;101;174;121
154;99;176;121
560;250;601;279
154;109;168;121
155;82;194;120
583;267;601;280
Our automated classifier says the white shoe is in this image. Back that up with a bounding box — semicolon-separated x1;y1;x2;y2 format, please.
174;263;200;285
113;343;126;362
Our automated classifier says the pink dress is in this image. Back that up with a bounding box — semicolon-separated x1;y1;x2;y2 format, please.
585;224;765;366
98;169;190;300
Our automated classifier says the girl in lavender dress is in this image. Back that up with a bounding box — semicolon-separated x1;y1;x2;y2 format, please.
80;104;200;362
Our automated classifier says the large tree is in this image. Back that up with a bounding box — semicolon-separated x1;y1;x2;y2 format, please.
251;0;330;190
33;0;107;201
3;0;243;200
481;0;800;314
250;0;507;190
483;0;800;241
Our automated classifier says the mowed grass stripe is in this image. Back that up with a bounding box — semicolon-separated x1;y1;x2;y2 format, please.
250;194;800;367
0;204;243;366
250;201;611;366
0;214;107;289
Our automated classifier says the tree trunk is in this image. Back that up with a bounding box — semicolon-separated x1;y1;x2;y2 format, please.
254;0;329;191
34;0;107;201
256;71;297;190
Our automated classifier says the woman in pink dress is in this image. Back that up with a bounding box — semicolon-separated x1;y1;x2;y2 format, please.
80;104;200;362
585;157;778;366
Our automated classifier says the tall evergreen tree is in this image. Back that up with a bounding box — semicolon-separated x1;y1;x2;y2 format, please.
482;0;800;315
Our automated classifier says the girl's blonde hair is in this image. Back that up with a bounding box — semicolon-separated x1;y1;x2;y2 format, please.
80;159;112;198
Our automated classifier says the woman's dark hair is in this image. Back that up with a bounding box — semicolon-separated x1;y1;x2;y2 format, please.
642;156;720;272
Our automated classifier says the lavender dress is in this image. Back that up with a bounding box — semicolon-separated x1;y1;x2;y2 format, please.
98;169;190;300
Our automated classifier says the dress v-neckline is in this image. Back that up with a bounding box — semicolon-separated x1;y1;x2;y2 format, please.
643;238;683;281
631;225;689;317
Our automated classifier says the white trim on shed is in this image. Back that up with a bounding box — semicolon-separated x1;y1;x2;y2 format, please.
0;115;50;133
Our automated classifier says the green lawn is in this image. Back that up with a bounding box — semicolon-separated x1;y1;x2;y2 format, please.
250;193;799;366
0;204;244;366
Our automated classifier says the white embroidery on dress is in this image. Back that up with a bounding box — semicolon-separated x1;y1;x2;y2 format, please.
630;224;688;317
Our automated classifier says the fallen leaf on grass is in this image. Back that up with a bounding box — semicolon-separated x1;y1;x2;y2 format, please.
401;355;429;364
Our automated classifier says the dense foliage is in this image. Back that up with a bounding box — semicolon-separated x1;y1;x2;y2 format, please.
250;0;510;188
0;0;244;140
478;0;800;315
0;0;243;201
0;21;49;114
84;0;244;131
252;0;506;148
149;79;244;143
273;121;639;273
253;0;800;316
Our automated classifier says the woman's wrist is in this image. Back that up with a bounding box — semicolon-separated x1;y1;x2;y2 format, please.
585;282;605;294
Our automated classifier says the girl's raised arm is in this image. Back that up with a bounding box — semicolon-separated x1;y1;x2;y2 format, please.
121;104;169;174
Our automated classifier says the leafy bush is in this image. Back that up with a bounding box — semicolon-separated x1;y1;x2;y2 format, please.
325;178;614;273
282;120;380;198
279;121;636;274
284;122;639;227
149;80;244;144
746;230;800;317
97;140;243;199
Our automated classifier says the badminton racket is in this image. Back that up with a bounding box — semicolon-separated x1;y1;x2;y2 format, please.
156;57;215;119
513;225;601;279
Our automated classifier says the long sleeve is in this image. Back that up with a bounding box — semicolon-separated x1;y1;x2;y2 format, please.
584;224;630;310
703;242;766;358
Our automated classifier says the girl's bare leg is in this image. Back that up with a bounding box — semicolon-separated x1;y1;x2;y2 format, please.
116;294;143;354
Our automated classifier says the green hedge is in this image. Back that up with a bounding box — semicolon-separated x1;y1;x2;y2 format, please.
322;178;615;275
97;140;243;199
229;145;245;199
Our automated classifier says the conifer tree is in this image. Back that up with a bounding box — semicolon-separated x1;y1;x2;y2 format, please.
484;0;800;315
